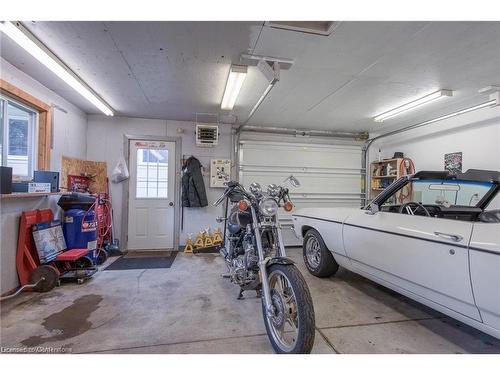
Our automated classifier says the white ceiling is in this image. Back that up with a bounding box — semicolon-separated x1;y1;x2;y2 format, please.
1;21;499;132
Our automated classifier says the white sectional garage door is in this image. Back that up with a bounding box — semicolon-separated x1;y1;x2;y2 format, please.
238;134;364;245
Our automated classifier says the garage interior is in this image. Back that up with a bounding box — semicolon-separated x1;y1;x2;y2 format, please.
1;18;500;355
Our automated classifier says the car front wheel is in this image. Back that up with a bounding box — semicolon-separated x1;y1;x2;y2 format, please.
303;229;339;277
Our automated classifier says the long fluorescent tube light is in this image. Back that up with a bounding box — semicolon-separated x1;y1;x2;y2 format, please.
413;100;496;127
374;89;453;122
221;64;247;111
0;21;114;116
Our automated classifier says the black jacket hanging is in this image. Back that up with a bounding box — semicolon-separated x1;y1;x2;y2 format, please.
181;156;208;207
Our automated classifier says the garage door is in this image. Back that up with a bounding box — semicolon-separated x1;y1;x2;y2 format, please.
238;133;365;245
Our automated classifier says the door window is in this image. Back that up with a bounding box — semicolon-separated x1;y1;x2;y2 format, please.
135;148;168;198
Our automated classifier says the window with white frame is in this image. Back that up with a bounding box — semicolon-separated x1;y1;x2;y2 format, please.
135;148;169;198
0;96;37;179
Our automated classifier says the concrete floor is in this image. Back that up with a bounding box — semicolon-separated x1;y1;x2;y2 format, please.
1;247;500;354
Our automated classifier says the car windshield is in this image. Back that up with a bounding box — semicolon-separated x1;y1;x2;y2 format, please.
382;179;494;207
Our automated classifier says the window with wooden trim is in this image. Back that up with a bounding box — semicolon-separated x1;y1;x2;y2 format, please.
0;79;52;176
0;96;37;178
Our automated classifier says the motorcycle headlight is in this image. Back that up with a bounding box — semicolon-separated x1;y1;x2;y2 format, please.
259;198;279;217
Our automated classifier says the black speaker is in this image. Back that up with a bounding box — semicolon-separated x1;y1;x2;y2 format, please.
34;170;60;192
1;166;13;194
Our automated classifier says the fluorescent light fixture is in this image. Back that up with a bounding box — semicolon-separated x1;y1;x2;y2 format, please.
221;64;247;111
0;21;114;116
411;99;496;128
374;89;453;122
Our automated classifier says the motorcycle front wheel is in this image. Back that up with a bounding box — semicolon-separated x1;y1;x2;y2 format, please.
262;264;315;354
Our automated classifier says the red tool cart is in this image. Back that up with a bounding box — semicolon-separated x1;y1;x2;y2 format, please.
16;209;97;293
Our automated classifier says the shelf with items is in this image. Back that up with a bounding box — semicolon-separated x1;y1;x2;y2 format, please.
370;158;403;200
369;156;416;204
1;192;63;200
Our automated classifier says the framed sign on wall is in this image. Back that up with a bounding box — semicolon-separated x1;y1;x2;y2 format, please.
444;152;463;174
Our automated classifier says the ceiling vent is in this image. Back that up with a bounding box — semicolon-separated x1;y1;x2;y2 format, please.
266;21;339;36
196;124;219;147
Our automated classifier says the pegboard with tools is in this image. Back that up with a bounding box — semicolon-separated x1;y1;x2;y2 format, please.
210;159;231;188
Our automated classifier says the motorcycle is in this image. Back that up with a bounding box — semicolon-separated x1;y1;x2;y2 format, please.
213;176;315;354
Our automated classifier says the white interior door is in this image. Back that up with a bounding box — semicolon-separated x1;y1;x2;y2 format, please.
128;140;176;250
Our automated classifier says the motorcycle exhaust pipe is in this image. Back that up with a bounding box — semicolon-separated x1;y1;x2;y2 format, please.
219;247;232;279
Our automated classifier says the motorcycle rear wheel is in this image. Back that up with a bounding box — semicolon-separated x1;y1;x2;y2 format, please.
262;264;315;354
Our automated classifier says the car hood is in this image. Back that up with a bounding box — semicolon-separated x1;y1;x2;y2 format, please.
293;206;362;223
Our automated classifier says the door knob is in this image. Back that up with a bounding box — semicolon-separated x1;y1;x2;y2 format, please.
169;202;174;207
434;232;463;242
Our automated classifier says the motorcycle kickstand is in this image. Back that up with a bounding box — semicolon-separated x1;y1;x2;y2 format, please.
237;289;244;300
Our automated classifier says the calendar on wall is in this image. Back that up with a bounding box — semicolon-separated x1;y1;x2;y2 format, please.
444;152;463;174
210;159;231;188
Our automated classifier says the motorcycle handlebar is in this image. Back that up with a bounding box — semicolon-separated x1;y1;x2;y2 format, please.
212;181;247;206
213;192;227;206
213;182;293;207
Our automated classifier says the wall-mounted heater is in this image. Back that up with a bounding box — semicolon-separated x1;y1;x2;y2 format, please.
196;124;219;147
195;113;219;148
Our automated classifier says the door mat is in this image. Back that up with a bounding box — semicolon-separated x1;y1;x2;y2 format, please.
104;252;177;270
124;250;173;258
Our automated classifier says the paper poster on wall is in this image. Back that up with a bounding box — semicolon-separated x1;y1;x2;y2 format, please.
444;152;462;174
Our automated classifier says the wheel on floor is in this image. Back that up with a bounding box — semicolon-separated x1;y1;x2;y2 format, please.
303;228;339;277
29;265;59;292
96;248;109;265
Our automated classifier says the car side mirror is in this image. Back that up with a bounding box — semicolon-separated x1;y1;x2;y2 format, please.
365;203;380;215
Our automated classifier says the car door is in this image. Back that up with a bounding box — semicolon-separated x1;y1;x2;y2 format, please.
342;210;481;320
469;222;500;331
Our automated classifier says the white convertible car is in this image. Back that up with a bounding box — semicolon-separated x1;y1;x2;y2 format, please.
292;169;500;339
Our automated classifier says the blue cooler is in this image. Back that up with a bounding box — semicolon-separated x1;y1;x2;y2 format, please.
63;208;98;263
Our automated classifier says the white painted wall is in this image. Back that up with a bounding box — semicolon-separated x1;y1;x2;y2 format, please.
1;58;88;169
86;115;232;248
370;105;500;209
0;57;88;295
85;115;167;248
168;120;232;246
